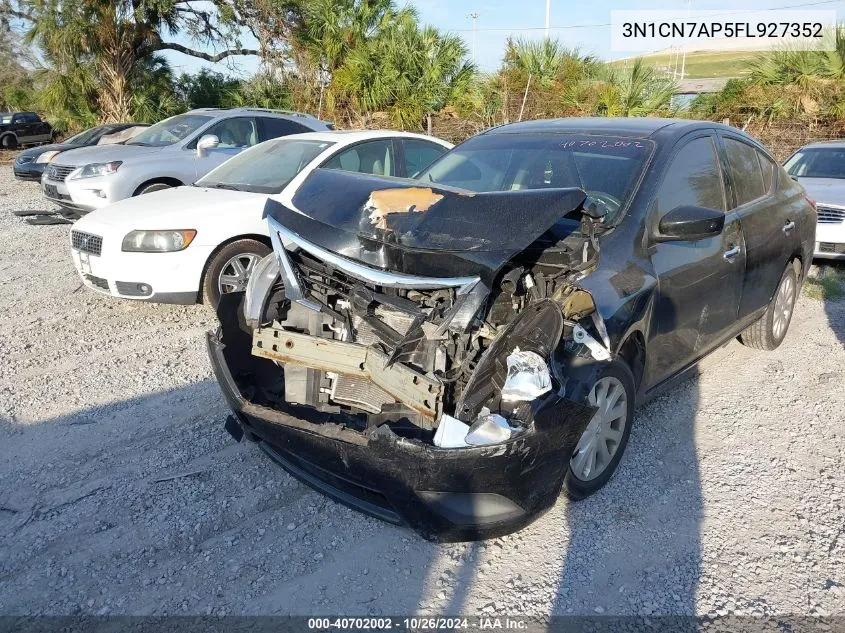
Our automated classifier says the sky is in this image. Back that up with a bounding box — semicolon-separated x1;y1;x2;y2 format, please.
159;0;845;77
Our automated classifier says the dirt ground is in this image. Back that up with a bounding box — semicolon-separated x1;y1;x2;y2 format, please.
0;169;843;617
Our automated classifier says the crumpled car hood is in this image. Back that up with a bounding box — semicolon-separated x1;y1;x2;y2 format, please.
265;168;587;280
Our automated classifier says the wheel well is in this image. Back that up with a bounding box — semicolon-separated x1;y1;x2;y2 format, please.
0;132;17;143
617;331;646;392
197;234;273;302
133;177;183;196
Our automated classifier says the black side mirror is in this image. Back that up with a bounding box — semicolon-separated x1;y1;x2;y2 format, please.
656;205;725;242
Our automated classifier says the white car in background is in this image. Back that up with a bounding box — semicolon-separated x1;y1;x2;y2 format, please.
69;130;452;306
783;140;845;259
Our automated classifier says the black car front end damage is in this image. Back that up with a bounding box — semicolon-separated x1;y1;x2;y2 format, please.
208;168;620;540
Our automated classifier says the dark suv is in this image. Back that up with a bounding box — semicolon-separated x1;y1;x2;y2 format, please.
0;112;52;149
209;118;816;541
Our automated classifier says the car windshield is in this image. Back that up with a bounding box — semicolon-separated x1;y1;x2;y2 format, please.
196;138;334;194
784;148;845;179
125;114;211;147
417;133;654;223
0;114;12;124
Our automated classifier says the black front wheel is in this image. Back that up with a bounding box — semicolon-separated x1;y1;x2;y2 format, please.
738;262;798;351
564;358;636;501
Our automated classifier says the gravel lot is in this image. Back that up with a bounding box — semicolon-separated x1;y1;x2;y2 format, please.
0;168;843;618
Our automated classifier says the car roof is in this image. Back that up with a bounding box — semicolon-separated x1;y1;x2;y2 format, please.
794;139;845;150
187;107;322;120
265;130;452;145
484;117;729;140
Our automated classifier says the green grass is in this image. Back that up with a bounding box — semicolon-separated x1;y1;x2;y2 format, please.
804;266;845;301
609;50;757;79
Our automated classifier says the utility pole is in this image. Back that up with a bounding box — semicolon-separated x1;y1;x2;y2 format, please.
544;0;550;37
468;12;479;61
679;0;692;80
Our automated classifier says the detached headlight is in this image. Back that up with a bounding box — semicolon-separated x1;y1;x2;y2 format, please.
71;161;122;179
35;150;61;164
121;229;197;252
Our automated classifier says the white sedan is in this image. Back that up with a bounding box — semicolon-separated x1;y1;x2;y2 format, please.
68;130;452;306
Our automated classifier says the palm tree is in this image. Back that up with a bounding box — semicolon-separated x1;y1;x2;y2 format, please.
565;58;676;117
333;14;475;130
505;37;598;87
6;0;264;122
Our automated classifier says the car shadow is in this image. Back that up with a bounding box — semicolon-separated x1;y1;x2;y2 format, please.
551;368;703;618
820;262;845;349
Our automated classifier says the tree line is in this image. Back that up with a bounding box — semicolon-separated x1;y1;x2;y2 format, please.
1;1;844;136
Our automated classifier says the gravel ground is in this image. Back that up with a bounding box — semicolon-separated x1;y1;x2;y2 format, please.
0;168;843;618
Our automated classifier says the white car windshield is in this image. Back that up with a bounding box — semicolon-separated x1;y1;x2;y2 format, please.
126;114;212;147
196;138;334;194
784;148;845;179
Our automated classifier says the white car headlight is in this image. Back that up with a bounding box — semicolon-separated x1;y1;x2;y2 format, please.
71;161;123;179
35;150;61;164
121;229;197;253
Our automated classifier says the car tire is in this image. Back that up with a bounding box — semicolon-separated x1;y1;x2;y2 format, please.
1;135;17;150
203;239;272;309
136;182;173;196
738;262;798;351
564;357;636;501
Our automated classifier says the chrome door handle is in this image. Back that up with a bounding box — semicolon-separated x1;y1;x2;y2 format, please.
723;245;740;261
783;220;795;233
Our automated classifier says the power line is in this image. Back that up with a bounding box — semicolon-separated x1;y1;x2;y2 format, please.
444;0;841;33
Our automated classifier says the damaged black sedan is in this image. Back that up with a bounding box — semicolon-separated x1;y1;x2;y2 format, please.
208;118;815;541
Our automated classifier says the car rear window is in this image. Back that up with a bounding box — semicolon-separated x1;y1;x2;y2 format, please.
784;147;845;179
416;133;654;223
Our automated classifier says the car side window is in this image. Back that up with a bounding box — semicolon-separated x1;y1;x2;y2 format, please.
258;117;312;141
724;138;766;206
24;113;40;123
757;151;776;193
323;140;396;177
189;117;257;149
655;136;726;218
402;139;447;176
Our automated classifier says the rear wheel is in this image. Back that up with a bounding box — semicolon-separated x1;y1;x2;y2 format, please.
738;262;798;351
564;358;636;501
202;239;272;308
1;135;17;150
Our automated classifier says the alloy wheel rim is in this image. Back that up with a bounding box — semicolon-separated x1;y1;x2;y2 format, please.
570;376;628;482
218;253;260;295
772;273;795;340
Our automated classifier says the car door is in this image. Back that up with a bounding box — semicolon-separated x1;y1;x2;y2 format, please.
719;133;797;321
647;133;747;385
398;138;449;177
321;139;397;177
29;114;51;142
11;114;32;143
190;116;259;178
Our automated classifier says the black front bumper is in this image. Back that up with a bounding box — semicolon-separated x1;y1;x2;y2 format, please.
207;296;592;541
13;162;45;181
